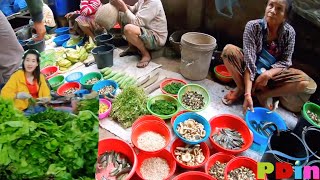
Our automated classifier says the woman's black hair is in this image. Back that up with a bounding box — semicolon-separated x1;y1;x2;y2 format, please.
22;49;41;85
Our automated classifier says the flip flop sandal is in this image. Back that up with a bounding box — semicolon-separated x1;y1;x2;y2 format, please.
221;90;240;105
136;59;151;68
119;50;140;57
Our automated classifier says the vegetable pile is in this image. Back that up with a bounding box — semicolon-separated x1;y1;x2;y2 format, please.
163;82;184;94
111;86;148;128
0;97;98;179
150;100;177;115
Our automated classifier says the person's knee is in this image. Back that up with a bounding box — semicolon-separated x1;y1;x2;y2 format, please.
123;24;139;36
221;44;237;61
298;81;309;92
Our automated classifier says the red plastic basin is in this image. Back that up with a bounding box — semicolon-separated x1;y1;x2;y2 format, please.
170;138;210;169
131;121;171;153
97;138;137;180
173;171;216;180
41;65;59;79
56;82;81;96
136;149;176;180
132;115;165;130
160;78;188;97
225;156;265;180
205;152;235;176
209;114;253;155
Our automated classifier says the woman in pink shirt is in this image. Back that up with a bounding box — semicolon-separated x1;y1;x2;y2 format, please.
65;0;103;39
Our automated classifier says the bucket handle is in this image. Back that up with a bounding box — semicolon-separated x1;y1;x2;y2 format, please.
302;126;320;159
261;122;280;137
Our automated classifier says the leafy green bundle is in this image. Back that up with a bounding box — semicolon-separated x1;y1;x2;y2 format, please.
163;82;184;94
150;100;177;115
0;97;98;180
111;86;148;128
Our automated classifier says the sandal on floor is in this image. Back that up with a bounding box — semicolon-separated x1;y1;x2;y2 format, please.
136;59;151;68
119;50;140;57
221;90;241;105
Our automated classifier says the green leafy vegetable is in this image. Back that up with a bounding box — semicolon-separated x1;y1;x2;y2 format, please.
150;100;177;115
111;86;148;128
76;98;99;115
0;97;97;180
163;82;184;94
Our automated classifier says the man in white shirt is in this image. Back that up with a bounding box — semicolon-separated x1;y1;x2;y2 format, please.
110;0;168;68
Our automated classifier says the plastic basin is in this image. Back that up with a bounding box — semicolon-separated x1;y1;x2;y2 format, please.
132;115;165;130
170;110;190;126
53;34;71;46
48;75;65;91
209;114;253;155
97;138;137;180
80;72;103;90
56;82;81;96
224;156;263;180
173;171;215;180
136;149;176;180
65;72;83;83
245;107;287;145
98;99;112;120
160;78;188;97
41;65;59;79
170;138;210;169
62;37;84;49
173;112;211;145
131;121;171;153
147;94;179;119
54;27;69;36
214;64;233;83
205;152;235;177
92;80;118;98
302;102;320;128
177;84;210;112
26;40;45;52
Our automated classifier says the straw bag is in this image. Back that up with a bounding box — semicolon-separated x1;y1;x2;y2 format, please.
95;3;119;30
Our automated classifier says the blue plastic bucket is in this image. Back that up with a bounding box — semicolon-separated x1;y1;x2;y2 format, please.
245;107;287;145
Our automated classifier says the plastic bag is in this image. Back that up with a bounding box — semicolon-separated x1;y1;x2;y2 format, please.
13;0;27;13
0;0;15;16
214;0;240;18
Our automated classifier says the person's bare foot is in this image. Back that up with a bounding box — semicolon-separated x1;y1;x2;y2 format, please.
257;93;273;110
119;46;139;57
222;87;243;105
137;54;151;68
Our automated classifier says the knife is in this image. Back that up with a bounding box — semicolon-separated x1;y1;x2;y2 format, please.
144;77;167;94
136;67;161;87
140;71;160;89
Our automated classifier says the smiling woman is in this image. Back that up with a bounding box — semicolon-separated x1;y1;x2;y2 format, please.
0;49;51;114
220;0;317;113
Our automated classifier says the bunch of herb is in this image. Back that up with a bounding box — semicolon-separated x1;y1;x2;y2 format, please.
28;108;76;126
111;86;148;128
0;97;97;180
163;82;184;94
150;100;177;115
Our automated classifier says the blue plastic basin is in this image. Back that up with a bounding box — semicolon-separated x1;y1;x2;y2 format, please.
53;34;71;46
245;107;287;145
173;112;211;145
54;27;69;36
92;80;118;98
